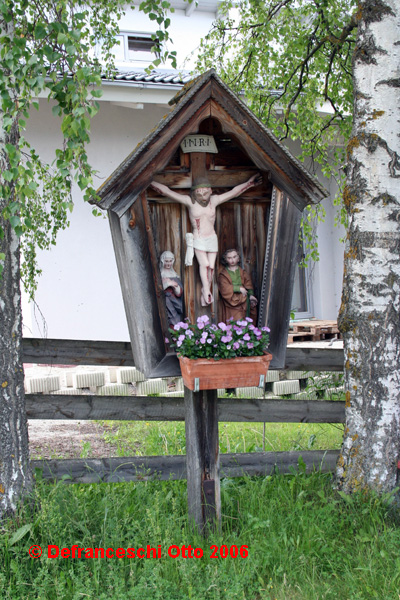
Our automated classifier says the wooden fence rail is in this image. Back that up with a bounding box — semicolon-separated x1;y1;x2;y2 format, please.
31;451;340;484
24;338;345;484
26;395;345;423
23;338;344;371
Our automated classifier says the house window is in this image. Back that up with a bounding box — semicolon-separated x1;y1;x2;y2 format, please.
291;241;313;319
113;32;161;63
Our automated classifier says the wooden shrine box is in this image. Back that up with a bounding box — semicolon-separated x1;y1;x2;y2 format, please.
92;70;327;377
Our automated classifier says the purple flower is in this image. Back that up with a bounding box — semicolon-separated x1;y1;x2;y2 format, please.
262;326;271;333
186;330;194;338
234;327;243;335
221;335;233;343
254;328;262;337
165;338;169;344
233;342;240;350
173;322;185;331
227;345;232;350
207;338;213;343
197;321;205;329
178;334;185;342
197;315;209;325
246;317;253;323
247;342;254;349
200;338;207;344
177;340;183;347
218;322;228;331
237;320;248;327
243;333;251;341
248;324;255;330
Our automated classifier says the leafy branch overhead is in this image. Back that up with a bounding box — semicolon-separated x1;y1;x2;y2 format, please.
196;0;358;249
0;0;176;296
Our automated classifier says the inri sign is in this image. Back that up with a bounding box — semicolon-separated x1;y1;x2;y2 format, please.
180;135;218;154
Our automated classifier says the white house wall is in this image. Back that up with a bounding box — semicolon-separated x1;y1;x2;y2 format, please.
284;138;345;321
22;2;221;341
112;5;218;70
23;99;172;341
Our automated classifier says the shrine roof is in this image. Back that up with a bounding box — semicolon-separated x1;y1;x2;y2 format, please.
94;69;328;212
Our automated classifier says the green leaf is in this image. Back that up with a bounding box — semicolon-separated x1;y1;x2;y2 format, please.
34;24;47;40
9;524;32;546
2;170;14;182
57;32;68;45
9;215;21;229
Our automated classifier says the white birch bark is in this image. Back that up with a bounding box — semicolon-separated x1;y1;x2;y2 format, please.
0;14;33;519
337;0;400;492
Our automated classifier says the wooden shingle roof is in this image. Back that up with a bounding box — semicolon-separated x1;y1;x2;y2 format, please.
94;69;328;215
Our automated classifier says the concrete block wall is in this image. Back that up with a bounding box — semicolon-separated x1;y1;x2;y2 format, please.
24;366;342;400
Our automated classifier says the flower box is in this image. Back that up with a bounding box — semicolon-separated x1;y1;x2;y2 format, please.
178;352;273;391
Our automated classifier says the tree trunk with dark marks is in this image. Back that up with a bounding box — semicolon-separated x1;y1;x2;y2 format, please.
0;215;33;518
0;16;33;517
337;0;400;493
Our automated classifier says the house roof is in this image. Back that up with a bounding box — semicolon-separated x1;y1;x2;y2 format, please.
102;68;193;87
94;69;328;214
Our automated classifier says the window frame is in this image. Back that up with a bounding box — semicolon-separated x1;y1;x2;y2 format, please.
114;31;162;63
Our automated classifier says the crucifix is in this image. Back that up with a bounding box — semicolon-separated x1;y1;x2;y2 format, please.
151;170;261;307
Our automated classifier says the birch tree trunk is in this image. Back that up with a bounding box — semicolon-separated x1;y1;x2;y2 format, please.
0;215;33;518
337;0;400;493
0;15;33;518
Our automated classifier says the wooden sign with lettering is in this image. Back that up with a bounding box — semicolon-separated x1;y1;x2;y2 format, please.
180;134;218;154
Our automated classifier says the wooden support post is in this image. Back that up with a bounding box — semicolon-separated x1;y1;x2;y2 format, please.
184;386;221;534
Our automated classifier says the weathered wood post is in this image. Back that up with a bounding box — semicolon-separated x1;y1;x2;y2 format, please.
184;386;220;533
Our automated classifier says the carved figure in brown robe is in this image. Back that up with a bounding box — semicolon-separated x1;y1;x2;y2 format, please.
159;251;184;326
150;174;261;307
217;249;258;322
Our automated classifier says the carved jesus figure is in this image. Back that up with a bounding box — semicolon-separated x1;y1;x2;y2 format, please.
150;173;261;306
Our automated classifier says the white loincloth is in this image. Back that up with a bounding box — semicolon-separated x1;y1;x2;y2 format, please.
185;233;218;266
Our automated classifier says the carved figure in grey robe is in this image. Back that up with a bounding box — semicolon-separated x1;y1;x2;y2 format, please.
159;251;184;326
151;173;261;306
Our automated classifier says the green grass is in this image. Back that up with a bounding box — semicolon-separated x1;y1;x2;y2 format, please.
100;421;344;457
2;471;400;599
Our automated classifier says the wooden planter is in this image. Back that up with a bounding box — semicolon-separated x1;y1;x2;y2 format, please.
178;352;273;391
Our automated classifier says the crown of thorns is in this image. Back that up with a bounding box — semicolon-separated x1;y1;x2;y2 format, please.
191;179;211;190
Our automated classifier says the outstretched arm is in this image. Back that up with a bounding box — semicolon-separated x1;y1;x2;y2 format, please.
213;173;262;205
150;181;191;205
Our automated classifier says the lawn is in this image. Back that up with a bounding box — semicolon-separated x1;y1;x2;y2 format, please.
5;377;398;598
2;471;400;599
100;420;344;457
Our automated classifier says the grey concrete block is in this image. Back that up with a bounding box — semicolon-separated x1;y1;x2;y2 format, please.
265;370;280;383
116;367;146;384
73;371;105;388
50;388;83;396
26;376;60;394
96;383;132;396
272;379;301;396
236;386;265;398
285;371;309;380
137;379;168;395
